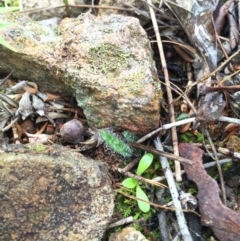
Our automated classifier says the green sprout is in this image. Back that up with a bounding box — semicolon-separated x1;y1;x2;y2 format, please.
122;153;153;213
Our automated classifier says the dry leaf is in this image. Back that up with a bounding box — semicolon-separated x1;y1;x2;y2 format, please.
179;143;240;241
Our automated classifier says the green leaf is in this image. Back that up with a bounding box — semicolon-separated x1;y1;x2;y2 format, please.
122;178;138;189
63;0;69;4
99;130;133;157
136;184;150;213
0;7;19;13
136;153;153;176
176;113;189;121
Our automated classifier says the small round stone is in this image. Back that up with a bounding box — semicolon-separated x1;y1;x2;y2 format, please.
60;119;84;144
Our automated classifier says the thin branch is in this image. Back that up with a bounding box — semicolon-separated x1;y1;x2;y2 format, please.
152;158;233;182
204;128;227;205
19;4;134;14
115;167;168;188
136;115;240;144
117;189;199;215
218;116;240;125
107;216;133;229
129;142;193;164
136;117;196;143
154;137;193;241
147;0;181;181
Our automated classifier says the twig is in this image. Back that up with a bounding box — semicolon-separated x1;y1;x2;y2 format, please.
154;137;193;241
0;70;14;86
217;147;240;159
122;157;141;172
107;216;133;229
117;189;199;215
204;128;227;205
218;116;240;125
136;115;240;144
152;158;233;182
2;116;20;132
19;4;134;14
129;142;192;164
116;167;168;188
158;79;198;115
147;0;181;181
186;49;240;89
136;117;196;143
157;211;172;241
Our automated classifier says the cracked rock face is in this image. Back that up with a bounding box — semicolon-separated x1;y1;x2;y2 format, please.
0;144;114;241
0;13;161;134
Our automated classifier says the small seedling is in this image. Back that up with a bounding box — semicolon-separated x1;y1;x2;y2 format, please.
122;153;153;212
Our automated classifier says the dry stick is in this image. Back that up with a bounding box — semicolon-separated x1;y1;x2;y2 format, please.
147;0;182;181
136;117;196;143
122;157;141;172
216;33;234;72
107;216;134;229
217;147;240;159
19;4;133;14
117;189;199;215
116;167;168;188
129;142;193;165
152;158;232;182
157;211;172;241
204;128;227;206
187;48;240;90
154;137;193;241
136;115;240;144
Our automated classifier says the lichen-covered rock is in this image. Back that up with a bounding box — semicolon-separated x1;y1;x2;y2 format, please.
0;144;114;241
0;13;161;134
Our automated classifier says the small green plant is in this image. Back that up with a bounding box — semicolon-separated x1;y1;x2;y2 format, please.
176;113;189;121
0;0;19;12
122;153;153;213
180;130;203;143
99;129;133;157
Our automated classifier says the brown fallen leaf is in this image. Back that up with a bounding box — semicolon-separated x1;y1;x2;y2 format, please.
179;143;240;241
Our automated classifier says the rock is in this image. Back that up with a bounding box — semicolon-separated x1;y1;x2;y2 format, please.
98;0;150;25
0;144;114;241
20;0;91;20
0;13;161;134
109;227;148;241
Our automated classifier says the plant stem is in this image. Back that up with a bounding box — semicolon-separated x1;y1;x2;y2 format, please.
147;0;181;181
154;137;193;241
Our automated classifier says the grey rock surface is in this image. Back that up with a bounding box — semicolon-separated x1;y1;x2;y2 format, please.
0;144;114;241
0;13;161;134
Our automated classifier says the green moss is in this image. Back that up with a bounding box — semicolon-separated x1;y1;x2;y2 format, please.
28;144;46;152
222;162;233;172
88;43;130;75
180;131;203;143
